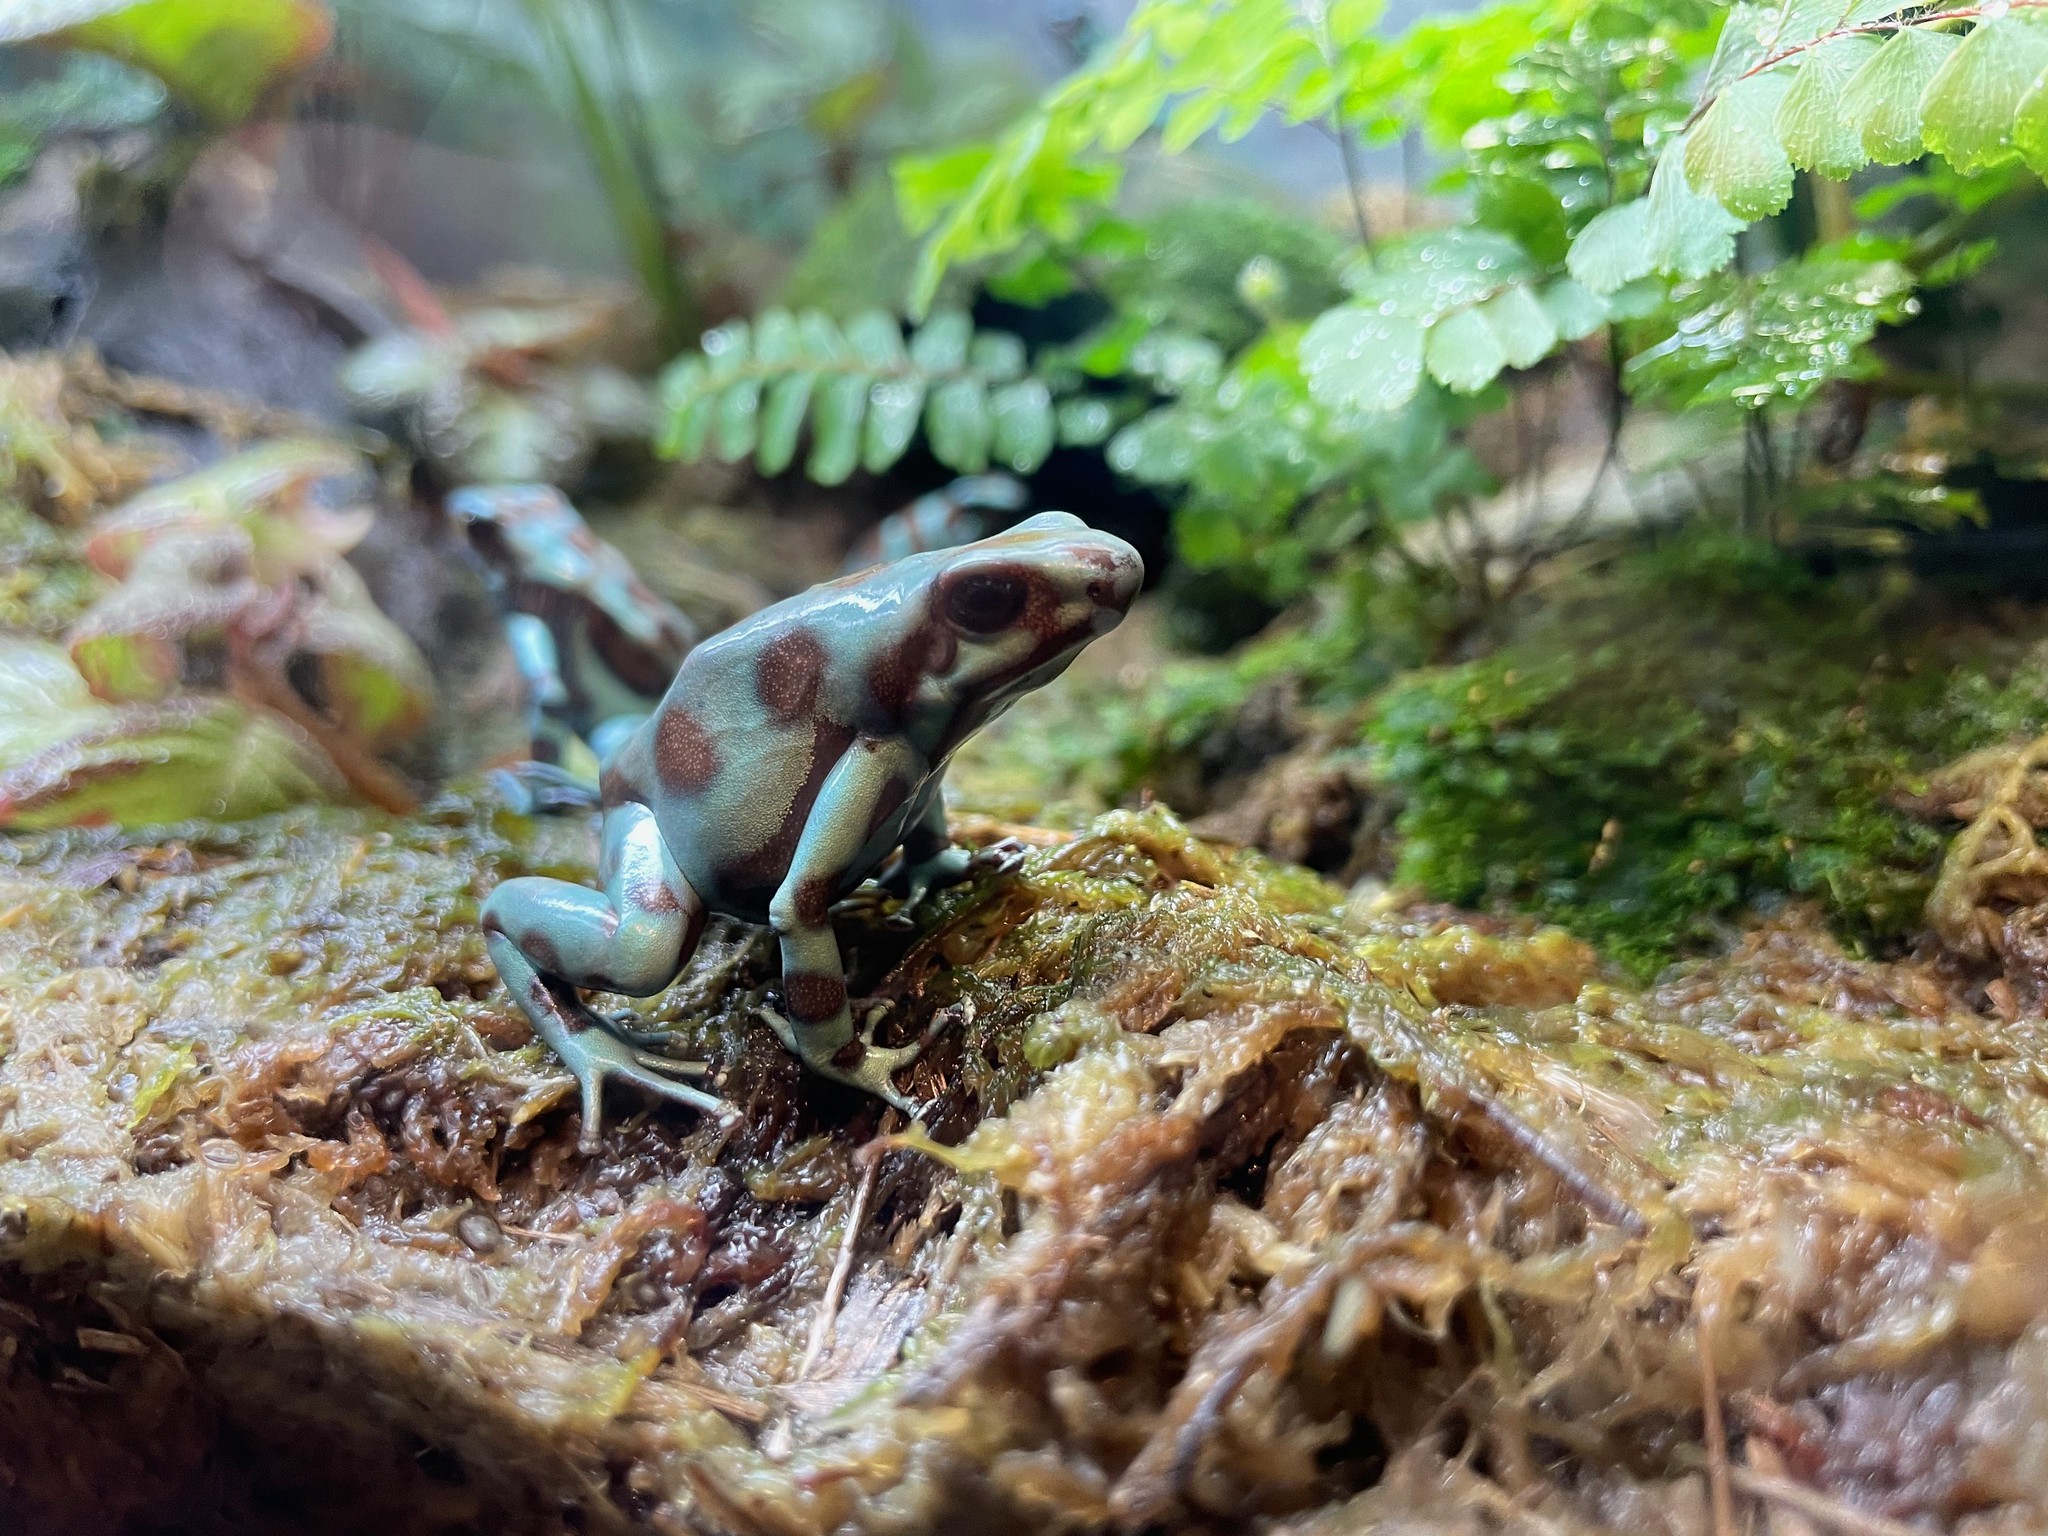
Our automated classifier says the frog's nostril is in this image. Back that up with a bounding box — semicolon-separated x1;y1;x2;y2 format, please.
1087;578;1115;607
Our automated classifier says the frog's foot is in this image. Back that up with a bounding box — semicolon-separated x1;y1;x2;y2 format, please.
884;839;1029;929
554;1021;738;1151
758;998;950;1118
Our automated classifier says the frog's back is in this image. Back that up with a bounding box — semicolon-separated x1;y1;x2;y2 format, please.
601;579;921;915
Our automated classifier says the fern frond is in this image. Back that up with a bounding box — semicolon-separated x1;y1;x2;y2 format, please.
656;308;1057;482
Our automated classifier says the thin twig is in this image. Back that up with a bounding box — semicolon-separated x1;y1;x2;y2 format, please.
798;1111;894;1380
1697;1311;1737;1536
1334;111;1375;251
1306;7;1374;252
1728;1468;1931;1536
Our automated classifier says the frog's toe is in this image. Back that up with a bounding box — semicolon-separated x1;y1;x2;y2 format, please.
971;838;1031;877
593;1007;678;1050
556;1028;736;1151
758;999;942;1117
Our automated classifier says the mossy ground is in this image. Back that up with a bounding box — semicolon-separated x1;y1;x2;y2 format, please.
1370;533;2048;974
7;796;2048;1533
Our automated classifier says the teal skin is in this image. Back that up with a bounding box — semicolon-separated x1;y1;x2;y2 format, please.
450;483;695;806
839;473;1029;575
481;511;1143;1147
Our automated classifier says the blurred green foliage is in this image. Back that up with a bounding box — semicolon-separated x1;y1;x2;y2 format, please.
0;53;164;187
2;0;327;124
325;0;1034;347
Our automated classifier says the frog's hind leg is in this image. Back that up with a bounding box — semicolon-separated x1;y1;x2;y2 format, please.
482;802;730;1149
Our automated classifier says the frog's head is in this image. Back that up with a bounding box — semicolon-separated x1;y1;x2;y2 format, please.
890;510;1142;748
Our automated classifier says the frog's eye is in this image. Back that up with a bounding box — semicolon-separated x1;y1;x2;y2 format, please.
942;572;1027;634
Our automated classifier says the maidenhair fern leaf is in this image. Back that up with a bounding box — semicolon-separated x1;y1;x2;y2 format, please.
1479;284;1559;369
1306;222;1597;410
1300;308;1425;414
1777;34;1881;179
2018;71;2048;175
1841;25;1961;166
1540;279;1612;342
1422;307;1506;394
1686;72;1796;220
1920;14;2048;175
658;307;1054;484
1565;199;1656;294
1567;138;1744;295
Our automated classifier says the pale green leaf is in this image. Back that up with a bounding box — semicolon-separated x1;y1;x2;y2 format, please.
1098;84;1166;151
844;310;906;368
757;372;814;476
1541;278;1610;342
753;308;801;365
1698;3;1776;101
1478;284;1559;369
1162;92;1226;152
713;379;761;462
1566;200;1655;295
1778;34;1881;179
1844;1;1915;28
807;374;868;485
699;318;751;376
1300;307;1425;415
1843;25;1962;165
969;331;1028;382
1057;398;1116;447
293;563;433;749
2019;70;2048;176
926;378;993;472
661;368;715;461
991;380;1055;472
1347;227;1534;322
1423;306;1507;394
798;310;852;363
892;143;994;235
69;627;179;704
909;310;973;372
862;377;928;473
0;638;341;828
1921;15;2048;174
1106;413;1195;486
1644;139;1745;281
1687;72;1795;220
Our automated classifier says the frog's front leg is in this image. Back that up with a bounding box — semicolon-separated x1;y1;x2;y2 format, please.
762;738;938;1114
482;801;732;1149
878;784;973;920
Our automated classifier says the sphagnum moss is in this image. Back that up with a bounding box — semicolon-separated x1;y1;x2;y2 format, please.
3;797;2048;1532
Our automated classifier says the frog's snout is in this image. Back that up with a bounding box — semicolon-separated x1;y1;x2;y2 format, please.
1081;539;1144;633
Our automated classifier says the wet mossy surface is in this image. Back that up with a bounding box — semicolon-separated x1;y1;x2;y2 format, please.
6;795;2048;1532
1369;534;2048;974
